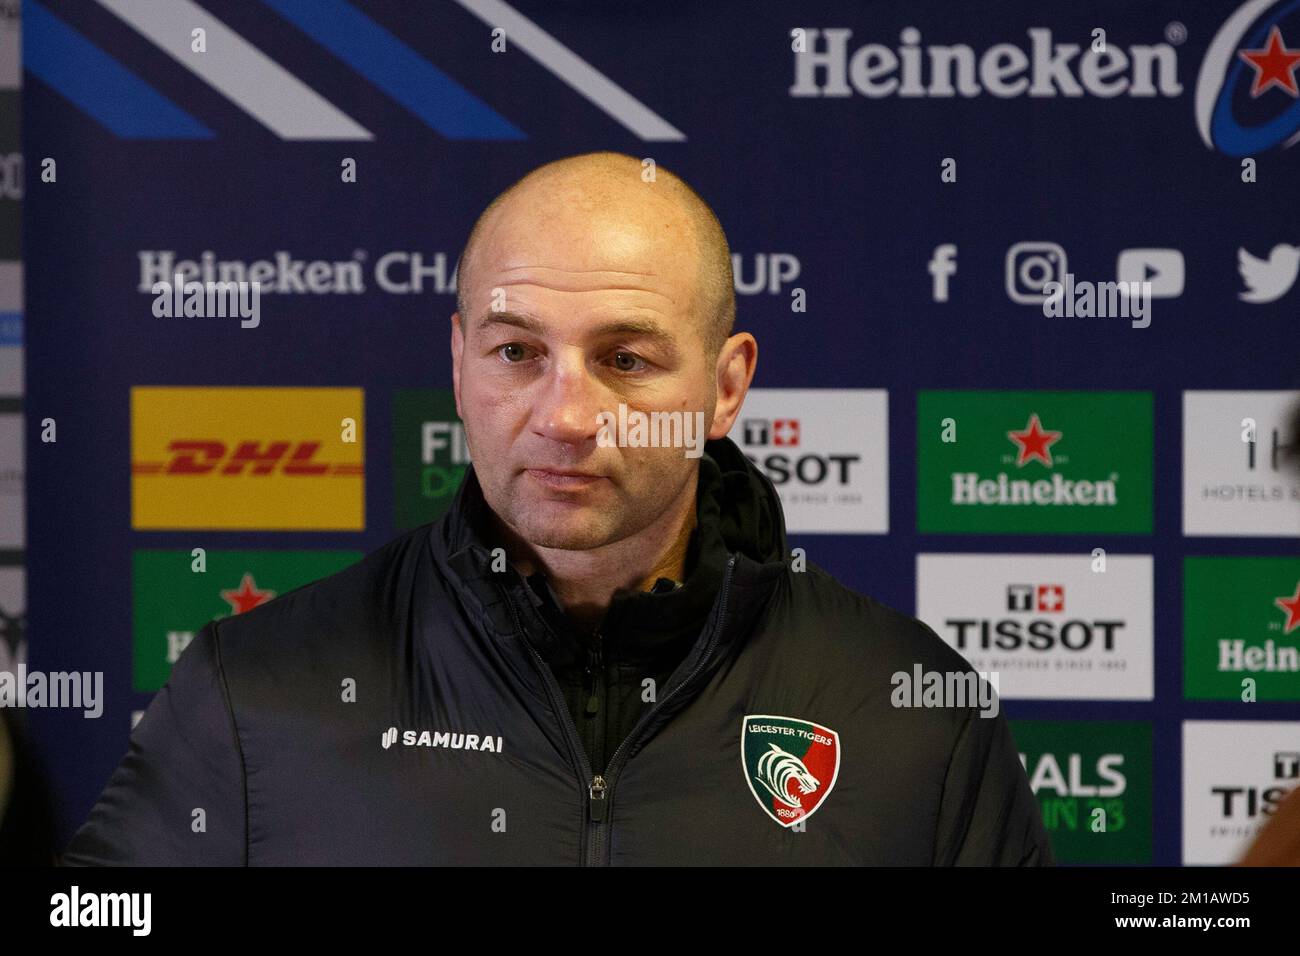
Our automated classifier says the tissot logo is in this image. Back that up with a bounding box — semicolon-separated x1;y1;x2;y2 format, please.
730;390;888;533
743;418;800;447
1211;751;1299;820
1183;721;1300;864
1007;583;1064;613
957;583;1118;653
917;554;1154;701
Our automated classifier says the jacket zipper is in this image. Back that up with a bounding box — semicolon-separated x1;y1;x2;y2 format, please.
584;635;602;717
507;553;737;866
505;586;598;865
587;554;737;866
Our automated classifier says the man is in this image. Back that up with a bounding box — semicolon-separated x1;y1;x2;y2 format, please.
62;152;1052;865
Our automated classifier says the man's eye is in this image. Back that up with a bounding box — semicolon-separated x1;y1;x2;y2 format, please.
611;350;646;372
497;343;533;363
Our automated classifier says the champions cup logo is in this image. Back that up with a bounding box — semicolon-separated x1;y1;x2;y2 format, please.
1197;0;1300;155
742;714;840;827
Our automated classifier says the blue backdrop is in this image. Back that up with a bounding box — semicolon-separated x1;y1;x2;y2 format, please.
20;0;1300;864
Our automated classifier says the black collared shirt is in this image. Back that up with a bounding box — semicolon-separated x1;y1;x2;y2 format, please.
524;454;729;775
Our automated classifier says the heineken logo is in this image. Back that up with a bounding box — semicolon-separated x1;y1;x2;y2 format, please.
1215;578;1300;673
918;391;1152;534
1275;583;1300;635
952;411;1119;506
1008;413;1062;467
742;714;840;827
1186;558;1300;700
132;549;361;693
220;572;276;614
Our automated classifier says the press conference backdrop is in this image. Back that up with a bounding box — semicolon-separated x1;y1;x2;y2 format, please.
17;0;1300;865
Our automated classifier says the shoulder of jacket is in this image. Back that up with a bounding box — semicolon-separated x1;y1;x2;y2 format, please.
783;559;976;676
209;523;434;661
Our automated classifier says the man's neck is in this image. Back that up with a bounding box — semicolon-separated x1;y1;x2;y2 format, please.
493;468;700;633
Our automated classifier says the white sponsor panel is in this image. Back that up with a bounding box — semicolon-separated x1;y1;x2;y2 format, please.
0;261;21;395
0;564;23;672
0;412;20;546
730;389;887;533
916;553;1153;700
1183;390;1300;536
0;4;17;91
1183;720;1300;865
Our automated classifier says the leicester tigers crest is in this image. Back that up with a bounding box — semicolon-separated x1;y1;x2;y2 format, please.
742;714;841;827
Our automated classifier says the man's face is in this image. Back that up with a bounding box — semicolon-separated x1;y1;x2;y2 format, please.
452;201;719;552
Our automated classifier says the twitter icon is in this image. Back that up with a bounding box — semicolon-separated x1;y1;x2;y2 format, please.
1238;244;1300;303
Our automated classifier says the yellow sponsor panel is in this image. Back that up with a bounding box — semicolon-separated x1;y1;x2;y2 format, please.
132;387;364;530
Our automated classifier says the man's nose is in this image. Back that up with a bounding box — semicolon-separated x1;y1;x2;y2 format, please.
531;351;605;448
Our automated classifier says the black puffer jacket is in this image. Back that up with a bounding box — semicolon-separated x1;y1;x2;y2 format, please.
62;436;1053;865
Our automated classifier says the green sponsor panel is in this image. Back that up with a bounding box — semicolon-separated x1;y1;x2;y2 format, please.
132;550;362;692
393;389;470;531
1184;557;1300;701
917;390;1152;533
1010;719;1152;864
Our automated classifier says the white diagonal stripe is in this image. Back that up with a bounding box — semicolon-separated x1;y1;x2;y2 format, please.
455;0;684;141
96;0;372;140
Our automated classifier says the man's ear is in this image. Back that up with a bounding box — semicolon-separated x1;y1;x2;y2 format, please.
451;311;465;420
709;332;758;440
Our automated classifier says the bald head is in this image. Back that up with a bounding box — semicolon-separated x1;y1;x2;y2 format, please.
455;151;735;357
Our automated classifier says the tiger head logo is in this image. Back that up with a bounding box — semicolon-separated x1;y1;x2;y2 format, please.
755;743;821;809
742;715;841;827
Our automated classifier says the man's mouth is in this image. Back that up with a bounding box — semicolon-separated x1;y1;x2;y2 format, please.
524;468;606;490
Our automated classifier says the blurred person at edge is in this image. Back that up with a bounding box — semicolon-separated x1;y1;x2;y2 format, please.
60;152;1051;865
1237;397;1300;868
0;707;58;864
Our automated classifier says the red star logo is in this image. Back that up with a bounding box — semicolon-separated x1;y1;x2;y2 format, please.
773;419;800;446
1239;25;1300;98
1275;581;1300;635
221;572;276;615
1007;413;1062;468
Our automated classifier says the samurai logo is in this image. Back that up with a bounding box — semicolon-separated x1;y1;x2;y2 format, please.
742;714;841;827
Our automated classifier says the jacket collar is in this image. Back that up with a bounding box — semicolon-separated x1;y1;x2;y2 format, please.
430;435;789;656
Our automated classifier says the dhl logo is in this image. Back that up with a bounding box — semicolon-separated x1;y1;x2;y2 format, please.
132;387;364;530
133;441;363;476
